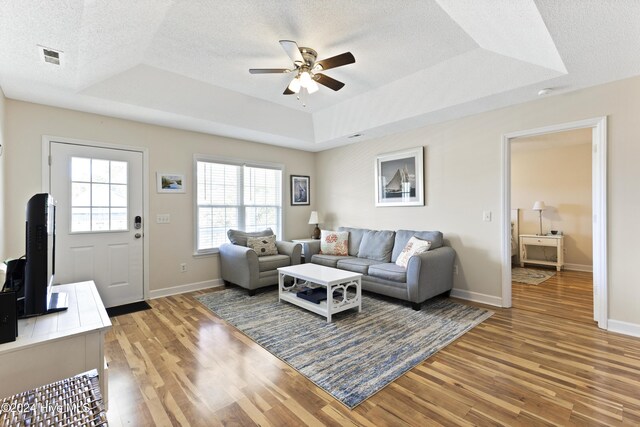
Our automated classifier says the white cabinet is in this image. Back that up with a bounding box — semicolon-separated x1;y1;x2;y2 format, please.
0;281;111;403
519;234;565;271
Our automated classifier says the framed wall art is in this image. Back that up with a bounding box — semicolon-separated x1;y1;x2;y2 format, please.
157;172;185;193
291;175;310;205
375;147;424;207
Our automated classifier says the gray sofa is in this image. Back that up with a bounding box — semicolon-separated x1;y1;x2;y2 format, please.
219;228;302;295
304;227;455;309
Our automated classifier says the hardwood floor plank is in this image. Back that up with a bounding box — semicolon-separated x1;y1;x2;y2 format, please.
103;272;640;426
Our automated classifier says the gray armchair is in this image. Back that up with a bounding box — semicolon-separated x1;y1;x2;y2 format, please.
219;228;302;295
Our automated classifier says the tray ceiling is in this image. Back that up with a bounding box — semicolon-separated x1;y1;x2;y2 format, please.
1;0;639;151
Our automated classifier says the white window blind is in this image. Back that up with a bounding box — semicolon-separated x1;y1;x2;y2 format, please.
195;158;282;253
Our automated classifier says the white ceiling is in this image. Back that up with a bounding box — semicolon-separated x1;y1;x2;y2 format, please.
1;0;639;152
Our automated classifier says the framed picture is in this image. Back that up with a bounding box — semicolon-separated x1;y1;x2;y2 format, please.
291;175;310;205
157;172;185;193
375;146;424;207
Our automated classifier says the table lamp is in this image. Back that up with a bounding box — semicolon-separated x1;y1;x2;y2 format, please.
308;211;321;239
532;201;546;235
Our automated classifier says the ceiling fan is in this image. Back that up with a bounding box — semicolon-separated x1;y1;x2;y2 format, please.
249;40;355;106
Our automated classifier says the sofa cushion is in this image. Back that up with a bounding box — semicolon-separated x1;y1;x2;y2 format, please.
311;254;354;268
336;258;383;275
368;263;407;283
247;235;278;257
357;230;395;262
337;227;370;256
227;228;274;247
391;230;443;262
257;254;291;272
320;230;349;256
395;236;432;268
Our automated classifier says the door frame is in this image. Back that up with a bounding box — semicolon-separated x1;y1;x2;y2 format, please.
501;116;608;329
41;135;150;302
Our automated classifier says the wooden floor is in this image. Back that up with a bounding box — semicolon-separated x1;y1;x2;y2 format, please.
105;272;640;426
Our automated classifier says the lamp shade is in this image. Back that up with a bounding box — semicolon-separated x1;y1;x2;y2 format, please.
532;201;546;211
308;211;319;224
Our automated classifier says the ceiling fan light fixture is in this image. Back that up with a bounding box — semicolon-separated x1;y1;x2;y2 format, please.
307;79;319;94
299;71;313;86
288;77;301;93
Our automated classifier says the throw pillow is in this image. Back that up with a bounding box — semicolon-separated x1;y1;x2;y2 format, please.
319;230;349;256
247;235;278;257
395;236;432;268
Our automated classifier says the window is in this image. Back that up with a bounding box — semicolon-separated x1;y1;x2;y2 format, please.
70;157;128;232
195;157;283;253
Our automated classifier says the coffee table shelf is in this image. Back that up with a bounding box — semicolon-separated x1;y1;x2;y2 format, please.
278;264;362;322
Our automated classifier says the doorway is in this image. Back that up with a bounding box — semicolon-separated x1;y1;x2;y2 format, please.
501;117;607;329
510;129;593;322
42;137;149;308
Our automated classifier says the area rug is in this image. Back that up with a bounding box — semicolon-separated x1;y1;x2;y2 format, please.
196;288;493;408
512;267;556;285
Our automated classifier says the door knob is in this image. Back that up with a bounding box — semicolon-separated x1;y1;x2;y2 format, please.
135;233;142;239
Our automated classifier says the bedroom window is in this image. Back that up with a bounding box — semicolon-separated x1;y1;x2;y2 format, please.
194;156;283;254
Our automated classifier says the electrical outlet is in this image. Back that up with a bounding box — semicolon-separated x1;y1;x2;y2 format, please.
453;265;458;275
180;263;187;273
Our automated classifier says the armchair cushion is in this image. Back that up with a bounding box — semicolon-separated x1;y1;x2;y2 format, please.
257;254;291;272
247;235;278;257
227;228;274;247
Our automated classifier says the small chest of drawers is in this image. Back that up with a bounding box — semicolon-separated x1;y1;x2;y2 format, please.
519;234;564;271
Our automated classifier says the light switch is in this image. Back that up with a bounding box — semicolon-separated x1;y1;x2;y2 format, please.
156;214;170;224
482;210;492;222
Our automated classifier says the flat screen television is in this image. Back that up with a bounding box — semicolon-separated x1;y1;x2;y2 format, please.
22;193;67;317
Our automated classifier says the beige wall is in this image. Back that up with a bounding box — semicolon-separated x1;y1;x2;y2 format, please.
512;141;592;268
3;100;316;292
316;75;640;326
0;87;5;261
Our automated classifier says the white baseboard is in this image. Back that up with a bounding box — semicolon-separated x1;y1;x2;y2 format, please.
607;319;640;338
564;263;593;272
450;288;502;307
149;279;223;300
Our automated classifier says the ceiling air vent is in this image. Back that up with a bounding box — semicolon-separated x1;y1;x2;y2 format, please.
38;45;63;66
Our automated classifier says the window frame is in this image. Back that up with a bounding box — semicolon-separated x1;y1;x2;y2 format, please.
193;154;285;255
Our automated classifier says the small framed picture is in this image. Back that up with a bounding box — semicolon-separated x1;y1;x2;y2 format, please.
291;175;310;205
157;172;185;193
375;147;424;207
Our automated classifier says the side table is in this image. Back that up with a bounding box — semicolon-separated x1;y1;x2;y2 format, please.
292;238;319;263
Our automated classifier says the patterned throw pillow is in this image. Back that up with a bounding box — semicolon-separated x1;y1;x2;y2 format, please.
319;230;349;256
247;235;278;257
395;236;432;268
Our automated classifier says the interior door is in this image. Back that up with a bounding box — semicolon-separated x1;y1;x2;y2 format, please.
48;141;144;308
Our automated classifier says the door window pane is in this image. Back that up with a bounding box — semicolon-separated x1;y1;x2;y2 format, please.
71;157;129;232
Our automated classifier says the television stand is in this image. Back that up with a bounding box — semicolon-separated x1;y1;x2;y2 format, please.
46;291;68;313
0;281;111;405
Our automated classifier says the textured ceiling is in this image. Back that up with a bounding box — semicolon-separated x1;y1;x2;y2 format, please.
1;0;639;151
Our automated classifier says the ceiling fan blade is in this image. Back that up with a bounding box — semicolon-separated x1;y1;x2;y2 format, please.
279;40;304;65
249;68;291;74
314;73;345;91
283;87;295;95
315;52;355;71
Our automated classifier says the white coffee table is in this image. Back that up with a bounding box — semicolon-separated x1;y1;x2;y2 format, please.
278;263;362;322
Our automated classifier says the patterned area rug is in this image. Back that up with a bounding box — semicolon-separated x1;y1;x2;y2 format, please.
197;288;493;408
512;267;556;285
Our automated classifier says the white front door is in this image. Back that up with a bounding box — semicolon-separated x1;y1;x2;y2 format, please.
47;141;144;308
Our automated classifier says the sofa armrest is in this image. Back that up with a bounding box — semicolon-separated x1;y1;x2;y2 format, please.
276;241;302;265
303;240;321;260
219;243;259;287
406;246;455;303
